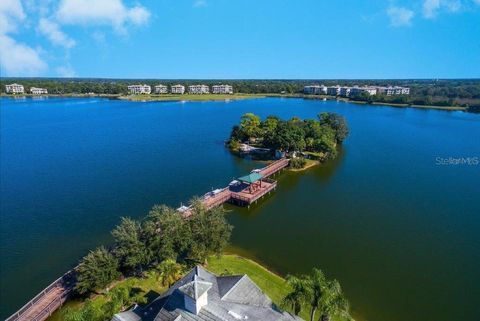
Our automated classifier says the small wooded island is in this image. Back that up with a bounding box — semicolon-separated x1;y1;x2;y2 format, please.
227;112;349;170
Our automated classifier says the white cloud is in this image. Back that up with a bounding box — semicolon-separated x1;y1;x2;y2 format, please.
56;0;150;32
0;0;26;34
56;65;75;77
387;6;415;27
0;0;47;76
193;0;207;8
38;18;76;48
423;0;463;18
0;34;47;75
474;0;480;5
423;0;441;18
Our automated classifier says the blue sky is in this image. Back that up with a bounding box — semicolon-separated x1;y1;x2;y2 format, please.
1;0;479;79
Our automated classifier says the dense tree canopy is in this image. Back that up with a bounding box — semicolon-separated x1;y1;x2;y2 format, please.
112;217;150;274
2;78;479;108
229;113;348;158
75;247;120;295
283;268;351;321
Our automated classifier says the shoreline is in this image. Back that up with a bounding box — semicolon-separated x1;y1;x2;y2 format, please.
1;92;468;111
266;93;468;111
288;159;320;172
117;93;265;102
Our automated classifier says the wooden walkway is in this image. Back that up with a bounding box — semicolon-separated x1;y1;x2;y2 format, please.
180;158;289;217
6;270;75;321
6;158;290;320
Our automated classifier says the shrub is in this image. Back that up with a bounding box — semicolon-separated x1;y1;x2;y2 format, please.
290;157;307;169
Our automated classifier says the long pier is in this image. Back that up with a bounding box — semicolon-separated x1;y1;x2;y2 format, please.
5;270;76;321
5;158;289;321
180;158;289;217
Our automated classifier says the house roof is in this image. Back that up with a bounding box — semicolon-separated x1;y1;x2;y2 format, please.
179;278;212;300
237;172;263;184
113;266;302;321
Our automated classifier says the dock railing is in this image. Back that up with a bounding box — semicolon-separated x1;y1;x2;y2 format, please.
6;269;76;321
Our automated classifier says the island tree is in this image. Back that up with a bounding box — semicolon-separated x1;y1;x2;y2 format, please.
112;217;150;274
229;112;349;159
283;268;351;321
75;246;120;295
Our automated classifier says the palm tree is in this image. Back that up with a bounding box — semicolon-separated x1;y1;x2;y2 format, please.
307;268;327;321
156;259;183;288
319;279;350;321
282;275;310;316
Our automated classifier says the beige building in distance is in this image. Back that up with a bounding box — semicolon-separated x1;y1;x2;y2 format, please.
5;83;25;94
171;84;185;94
154;85;168;94
30;87;48;95
212;84;233;94
189;85;210;94
127;84;151;94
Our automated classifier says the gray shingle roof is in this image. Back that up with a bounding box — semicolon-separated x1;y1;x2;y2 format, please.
179;278;212;300
113;266;303;321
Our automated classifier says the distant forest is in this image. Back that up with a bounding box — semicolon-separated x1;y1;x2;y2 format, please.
1;78;479;111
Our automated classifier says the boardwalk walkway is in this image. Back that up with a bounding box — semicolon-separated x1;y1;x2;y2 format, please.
6;270;75;321
6;158;290;321
180;158;289;217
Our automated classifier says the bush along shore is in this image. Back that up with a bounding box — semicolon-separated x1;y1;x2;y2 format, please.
227;112;349;170
49;198;352;321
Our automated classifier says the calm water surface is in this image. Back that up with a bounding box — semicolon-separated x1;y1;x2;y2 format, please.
1;97;479;321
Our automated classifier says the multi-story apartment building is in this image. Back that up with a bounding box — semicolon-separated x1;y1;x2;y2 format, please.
189;85;210;94
304;85;327;95
5;83;25;94
326;85;341;96
339;87;351;97
30;87;48;95
377;86;410;95
127;84;151;95
212;84;233;94
171;84;185;94
350;86;377;96
154;85;168;94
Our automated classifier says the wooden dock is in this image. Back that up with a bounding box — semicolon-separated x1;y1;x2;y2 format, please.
180;158;289;217
6;158;290;321
5;270;75;321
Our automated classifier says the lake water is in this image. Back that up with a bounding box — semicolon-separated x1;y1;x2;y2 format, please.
1;97;479;321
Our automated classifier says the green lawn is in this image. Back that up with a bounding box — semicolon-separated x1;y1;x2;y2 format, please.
47;270;167;321
49;255;351;321
207;255;292;311
206;255;352;321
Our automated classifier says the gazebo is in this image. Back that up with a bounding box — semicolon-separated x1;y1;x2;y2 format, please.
237;172;264;194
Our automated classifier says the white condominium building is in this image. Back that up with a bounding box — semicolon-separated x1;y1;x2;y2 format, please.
171;84;185;94
377;86;410;95
326;86;341;96
189;85;209;94
154;85;168;94
5;83;24;94
212;84;233;94
350;86;377;96
127;84;151;94
304;85;327;95
339;87;351;97
30;87;48;95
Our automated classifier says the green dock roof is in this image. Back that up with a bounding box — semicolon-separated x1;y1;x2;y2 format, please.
238;172;263;184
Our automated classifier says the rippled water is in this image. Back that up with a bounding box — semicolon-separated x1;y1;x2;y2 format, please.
1;97;479;321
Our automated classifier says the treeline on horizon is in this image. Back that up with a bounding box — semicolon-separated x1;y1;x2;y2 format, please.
1;78;479;110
